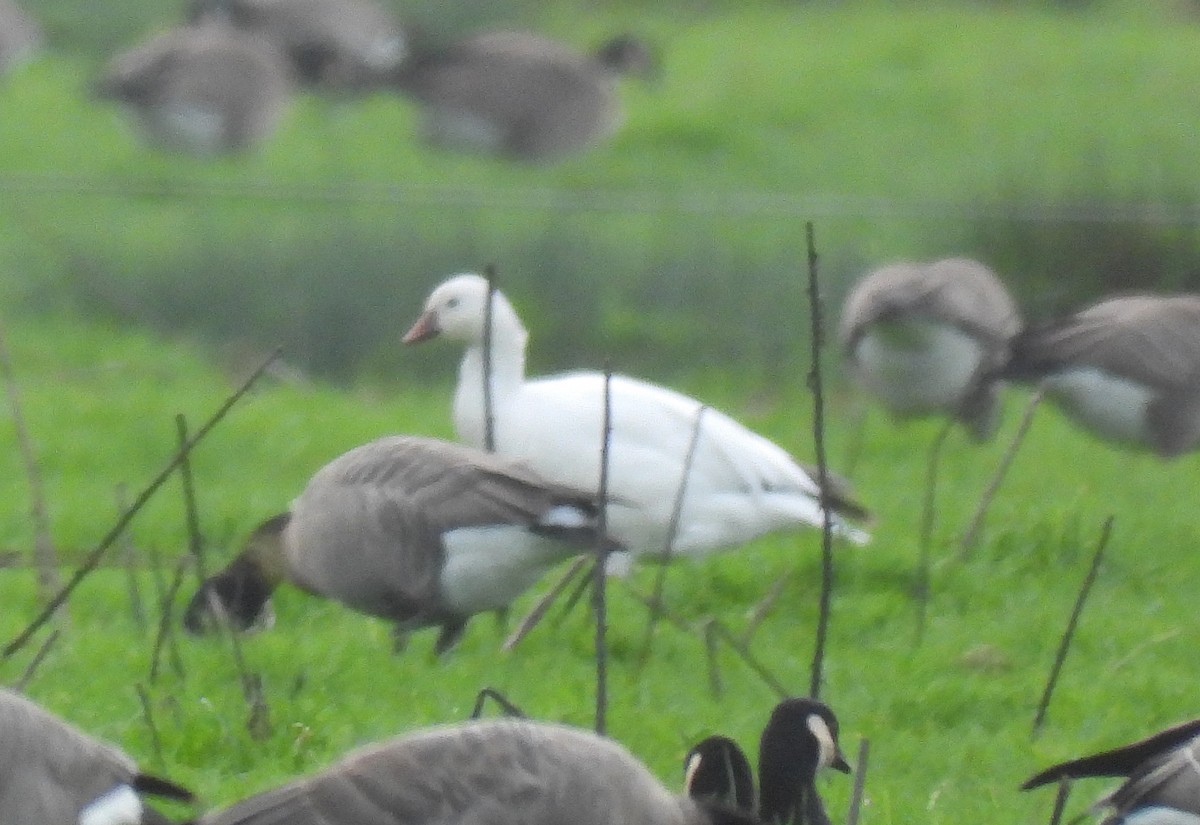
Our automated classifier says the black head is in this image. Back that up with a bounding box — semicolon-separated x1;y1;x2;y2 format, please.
685;735;755;813
182;555;274;634
758;698;851;825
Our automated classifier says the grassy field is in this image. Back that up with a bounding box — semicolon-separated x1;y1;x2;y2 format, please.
1;311;1200;824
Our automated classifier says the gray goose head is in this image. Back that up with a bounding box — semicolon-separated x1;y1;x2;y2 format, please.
183;435;612;654
0;688;194;824
95;22;292;156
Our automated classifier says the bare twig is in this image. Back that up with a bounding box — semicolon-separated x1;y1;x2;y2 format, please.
805;221;835;701
501;558;589;651
482;264;498;453
703;619;723;696
1047;776;1073;825
115;485;146;633
846;738;870;825
2;348;281;660
470;687;527;719
175;415;209;582
0;321;60;598
741;573;791;646
959;390;1044;558
148;554;189;684
1032;517;1113;736
135;683;165;768
12;629;60;692
637;405;707;665
592;367;613;736
914;420;954;645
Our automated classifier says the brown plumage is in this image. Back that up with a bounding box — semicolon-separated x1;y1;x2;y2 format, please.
95;22;292;156
0;688;193;824
1022;717;1200;825
183;435;613;653
393;31;655;162
0;0;40;77
840;257;1022;439
1002;294;1200;456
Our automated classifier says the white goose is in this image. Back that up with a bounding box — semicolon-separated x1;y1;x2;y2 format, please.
403;273;869;561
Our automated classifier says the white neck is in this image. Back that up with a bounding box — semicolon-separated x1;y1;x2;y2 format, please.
453;302;529;446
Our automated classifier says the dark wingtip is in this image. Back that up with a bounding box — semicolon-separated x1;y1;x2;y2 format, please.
1022;718;1200;791
133;773;196;802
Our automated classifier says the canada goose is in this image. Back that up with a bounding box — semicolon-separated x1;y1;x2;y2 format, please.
684;735;756;812
391;31;655;162
0;0;40;77
840;257;1022;440
182;435;614;653
403;273;869;565
1000;293;1200;457
94;22;292;156
0;688;194;824
1022;717;1200;825
188;0;406;93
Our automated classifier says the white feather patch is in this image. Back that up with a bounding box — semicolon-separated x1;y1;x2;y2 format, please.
79;785;142;825
806;714;836;770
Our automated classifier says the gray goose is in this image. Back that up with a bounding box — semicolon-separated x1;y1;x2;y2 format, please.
1022;717;1200;825
183;435;613;653
188;0;407;93
0;688;193;824
840;257;1022;440
0;0;40;77
1001;294;1200;457
187;697;849;825
392;31;655;162
95;22;291;156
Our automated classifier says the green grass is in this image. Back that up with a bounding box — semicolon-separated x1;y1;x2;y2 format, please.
2;312;1200;824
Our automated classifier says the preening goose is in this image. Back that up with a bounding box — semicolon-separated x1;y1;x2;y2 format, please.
188;0;407;92
1001;294;1200;456
0;0;40;77
392;31;654;162
95;22;292;156
0;688;194;825
840;257;1022;440
1022;717;1200;825
403;273;869;563
183;435;612;653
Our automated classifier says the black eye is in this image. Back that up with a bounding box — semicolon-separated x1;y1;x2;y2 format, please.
446;297;460;309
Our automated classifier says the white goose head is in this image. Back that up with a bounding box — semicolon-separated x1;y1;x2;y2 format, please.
403;273;523;347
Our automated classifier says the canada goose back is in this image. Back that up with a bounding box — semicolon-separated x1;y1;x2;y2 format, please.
190;0;406;91
0;688;193;824
840;257;1021;439
1003;294;1200;456
194;719;755;825
96;22;292;155
394;31;653;161
0;0;40;76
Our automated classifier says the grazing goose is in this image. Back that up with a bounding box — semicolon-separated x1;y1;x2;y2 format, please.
95;22;292;156
839;257;1022;440
188;0;407;93
391;31;655;162
0;0;40;77
684;735;755;813
403;273;869;563
1022;717;1200;825
1000;294;1200;457
0;688;194;824
182;435;613;653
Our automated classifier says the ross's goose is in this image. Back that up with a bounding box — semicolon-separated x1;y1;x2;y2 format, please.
403;273;869;560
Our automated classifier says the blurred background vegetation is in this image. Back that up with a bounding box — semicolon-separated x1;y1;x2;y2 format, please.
3;0;1200;384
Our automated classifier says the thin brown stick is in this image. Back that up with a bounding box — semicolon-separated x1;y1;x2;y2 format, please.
805;221;834;701
0;321;60;598
501;557;589;651
2;348;281;660
482;264;498;453
959;390;1044;558
135;683;165;769
636;405;707;666
1047;776;1073;825
592;367;614;736
148;554;189;684
741;572;791;646
1032;516;1113;736
12;629;60;691
115;485;147;633
175;415;209;582
914;420;954;645
846;738;870;825
470;687;527;719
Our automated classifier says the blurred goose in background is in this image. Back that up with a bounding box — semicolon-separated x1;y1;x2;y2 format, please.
1000;293;1200;456
0;0;41;78
391;31;655;162
182;435;613;653
403;273;870;565
0;688;194;824
1022;717;1200;825
95;22;292;156
190;696;848;825
840;257;1022;440
188;0;407;93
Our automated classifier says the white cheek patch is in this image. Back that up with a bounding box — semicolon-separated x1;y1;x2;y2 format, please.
684;752;702;792
79;785;142;825
807;714;836;770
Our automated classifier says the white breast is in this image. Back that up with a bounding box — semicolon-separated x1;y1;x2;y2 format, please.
853;320;987;415
1124;807;1200;825
439;527;564;614
1041;366;1155;446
